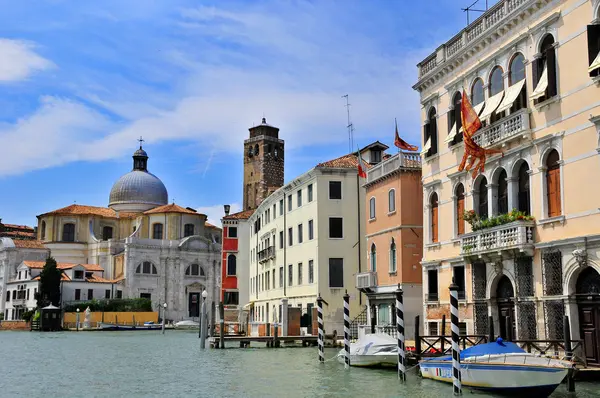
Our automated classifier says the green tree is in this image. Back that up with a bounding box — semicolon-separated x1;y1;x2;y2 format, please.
35;257;62;307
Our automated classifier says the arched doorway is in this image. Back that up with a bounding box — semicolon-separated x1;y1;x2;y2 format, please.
576;267;600;364
496;275;516;340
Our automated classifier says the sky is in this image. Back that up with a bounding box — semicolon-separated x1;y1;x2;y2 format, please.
0;0;492;227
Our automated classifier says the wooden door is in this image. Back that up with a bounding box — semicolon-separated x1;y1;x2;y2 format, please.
579;305;600;365
498;302;516;341
189;293;200;318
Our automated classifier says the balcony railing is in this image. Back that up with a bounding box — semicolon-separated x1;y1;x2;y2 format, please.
461;220;535;257
366;151;421;184
418;0;540;79
356;271;378;290
258;246;275;263
472;109;530;149
12;298;27;307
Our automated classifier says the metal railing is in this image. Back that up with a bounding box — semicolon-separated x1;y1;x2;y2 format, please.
461;220;535;256
258;246;275;263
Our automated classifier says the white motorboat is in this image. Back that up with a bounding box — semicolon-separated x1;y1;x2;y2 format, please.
419;338;574;397
174;320;200;329
337;333;398;368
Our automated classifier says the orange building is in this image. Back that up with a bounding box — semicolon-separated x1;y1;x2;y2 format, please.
356;148;423;339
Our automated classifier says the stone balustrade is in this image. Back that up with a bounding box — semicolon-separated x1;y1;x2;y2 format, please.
460;220;535;257
472;109;531;148
366;151;421;185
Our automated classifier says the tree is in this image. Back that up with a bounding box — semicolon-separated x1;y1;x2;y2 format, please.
35;257;62;307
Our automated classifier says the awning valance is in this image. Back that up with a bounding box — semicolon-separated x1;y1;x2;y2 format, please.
420;137;431;156
473;102;485;116
496;79;526;114
444;123;457;143
530;66;548;100
589;51;600;73
478;91;505;123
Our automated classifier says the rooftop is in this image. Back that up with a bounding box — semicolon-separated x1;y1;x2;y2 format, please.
23;261;104;272
144;203;200;215
316;152;368;170
13;240;46;249
223;209;255;220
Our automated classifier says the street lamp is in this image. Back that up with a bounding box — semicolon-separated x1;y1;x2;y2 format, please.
162;302;167;335
224;204;231;216
76;308;80;332
200;290;208;348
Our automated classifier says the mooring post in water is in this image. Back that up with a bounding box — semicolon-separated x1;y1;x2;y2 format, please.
200;293;207;349
162;303;167;335
370;304;376;334
488;316;494;342
440;314;446;354
396;284;406;381
219;302;225;349
317;294;325;363
414;315;421;361
450;279;462;395
343;291;351;369
564;315;575;393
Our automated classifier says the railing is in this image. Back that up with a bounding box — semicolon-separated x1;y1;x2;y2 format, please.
472;109;530;148
366;151;421;184
258;246;275;263
512;339;586;366
418;335;489;357
418;0;542;79
12;298;27;307
356;271;378;290
349;306;368;340
461;220;535;256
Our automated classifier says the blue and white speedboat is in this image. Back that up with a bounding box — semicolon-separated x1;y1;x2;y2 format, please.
419;338;574;396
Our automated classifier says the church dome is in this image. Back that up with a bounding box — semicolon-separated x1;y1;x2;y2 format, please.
108;144;168;212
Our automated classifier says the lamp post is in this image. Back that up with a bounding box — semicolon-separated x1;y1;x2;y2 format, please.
224;204;231;216
162;303;167;335
200;290;208;348
76;308;80;332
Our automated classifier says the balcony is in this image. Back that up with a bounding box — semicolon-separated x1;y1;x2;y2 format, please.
366;152;421;185
356;271;378;290
460;220;535;257
12;297;27;307
258;246;275;264
472;109;530;149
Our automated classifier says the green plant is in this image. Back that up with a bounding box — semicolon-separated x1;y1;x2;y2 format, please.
21;310;35;322
35;257;62;307
463;208;535;232
33;311;41;321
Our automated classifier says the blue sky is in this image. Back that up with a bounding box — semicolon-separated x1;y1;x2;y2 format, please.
0;0;493;226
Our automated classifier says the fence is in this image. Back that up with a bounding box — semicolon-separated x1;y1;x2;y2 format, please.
62;311;158;329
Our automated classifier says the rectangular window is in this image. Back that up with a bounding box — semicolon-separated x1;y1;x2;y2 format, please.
184;224;195;237
224;291;239;305
389;189;396;213
308;184;313;202
6;291;10;302
288;264;293;286
453;266;466;299
308;220;314;240
459;322;467;336
297;224;303;244
328;258;344;288
427;270;439;301
75;289;81;301
279;199;284;216
228;227;238;238
298;263;303;285
116;290;123;299
297;190;302;207
105;290;111;299
428;321;438;336
273;204;276;219
587;25;600;78
279;266;284;287
272;270;275;290
152;223;164;240
74;270;84;280
62;223;75;242
288;227;293;246
329;181;342;199
378;304;390;325
279;231;284;249
288;195;292;211
26;289;30;300
369;197;376;219
88;289;93;300
266;271;270;290
329;217;343;239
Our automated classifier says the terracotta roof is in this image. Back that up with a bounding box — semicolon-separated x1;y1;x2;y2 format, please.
223;209;255;220
23;261;104;272
2;223;34;230
32;273;71;282
144;203;198;215
13;240;46;249
2;231;36;239
38;204;118;219
117;212;142;219
86;274;112;283
316;152;369;169
205;222;221;229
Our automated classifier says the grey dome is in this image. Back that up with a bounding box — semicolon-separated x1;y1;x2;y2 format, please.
109;170;168;208
134;148;148;157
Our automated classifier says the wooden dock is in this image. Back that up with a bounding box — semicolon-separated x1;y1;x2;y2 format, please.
209;335;318;348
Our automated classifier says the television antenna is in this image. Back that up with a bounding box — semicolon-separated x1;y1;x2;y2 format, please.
341;94;355;153
461;0;488;25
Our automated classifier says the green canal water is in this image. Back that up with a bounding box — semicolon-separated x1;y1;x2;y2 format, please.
1;331;598;397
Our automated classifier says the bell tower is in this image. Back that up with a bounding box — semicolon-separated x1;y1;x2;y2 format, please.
243;117;285;211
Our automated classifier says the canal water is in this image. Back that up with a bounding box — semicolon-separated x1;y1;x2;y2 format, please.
1;331;598;397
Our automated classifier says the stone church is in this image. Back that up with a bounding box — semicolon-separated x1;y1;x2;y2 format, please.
1;143;221;322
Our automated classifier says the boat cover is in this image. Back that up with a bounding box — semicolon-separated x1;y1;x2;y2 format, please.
422;338;525;361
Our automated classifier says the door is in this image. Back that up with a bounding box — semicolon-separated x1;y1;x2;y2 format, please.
306;303;314;335
578;305;600;365
189;293;200;318
498;302;516;340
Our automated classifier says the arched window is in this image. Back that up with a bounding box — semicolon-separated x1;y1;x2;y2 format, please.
370;243;377;272
546;149;562;217
423;108;438;157
152;223;163;240
102;226;113;241
517;162;530;215
588;20;600;78
497;169;508;214
389;239;397;273
227;254;237;276
136;261;158;275
477;177;489;219
185;263;205;276
388;189;396;213
62;223;75;242
184;224;195;237
41;221;46;240
456;184;465;236
489;66;504;96
532;34;557;102
452;92;463;145
369;197;376;219
471;78;485;106
508;53;527;111
254;144;259;156
430;193;439;243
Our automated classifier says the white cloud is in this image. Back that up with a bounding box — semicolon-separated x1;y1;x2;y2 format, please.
0;39;53;82
196;203;241;227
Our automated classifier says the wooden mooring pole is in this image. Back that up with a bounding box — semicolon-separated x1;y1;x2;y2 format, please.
414;315;421;361
396;285;406;381
219;302;225;349
440;314;446;354
450;280;462;395
563;315;575;393
488;316;494;342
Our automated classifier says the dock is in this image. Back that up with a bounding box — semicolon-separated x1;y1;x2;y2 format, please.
209;335;319;348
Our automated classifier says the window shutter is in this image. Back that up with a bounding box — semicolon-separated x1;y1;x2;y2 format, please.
447;109;453;142
457;197;465;235
588;25;600;77
454;103;463;143
546;47;557;98
423;122;430;148
532;57;540;89
431;118;438;156
546;168;561;217
431;206;439;243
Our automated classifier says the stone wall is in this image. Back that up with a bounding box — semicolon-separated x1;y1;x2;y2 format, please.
0;320;30;330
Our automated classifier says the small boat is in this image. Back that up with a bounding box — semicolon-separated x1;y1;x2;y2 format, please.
336;333;398;368
174;320;200;330
97;322;163;331
419;338;574;396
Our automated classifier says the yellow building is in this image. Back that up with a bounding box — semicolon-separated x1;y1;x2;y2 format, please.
413;0;600;363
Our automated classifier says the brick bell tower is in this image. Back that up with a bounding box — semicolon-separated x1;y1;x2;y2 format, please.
243;117;285;211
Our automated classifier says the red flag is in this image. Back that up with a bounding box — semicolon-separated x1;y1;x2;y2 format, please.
460;90;482;138
357;149;367;178
394;119;418;151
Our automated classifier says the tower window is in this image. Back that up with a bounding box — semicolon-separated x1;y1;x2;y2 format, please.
102;226;113;241
184;224;195;237
254;144;259;156
62;223;75;242
152;223;164;240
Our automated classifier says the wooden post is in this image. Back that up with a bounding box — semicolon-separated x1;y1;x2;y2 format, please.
488;316;494;342
440;314;446;354
219;302;225;350
563;315;575;393
274;323;279;348
370;305;376;334
414;315;421;361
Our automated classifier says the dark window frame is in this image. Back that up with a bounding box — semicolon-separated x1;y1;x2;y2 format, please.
328;258;344;288
328;217;343;239
329;181;342;200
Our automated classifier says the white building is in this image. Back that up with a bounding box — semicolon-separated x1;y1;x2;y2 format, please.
246;150;369;335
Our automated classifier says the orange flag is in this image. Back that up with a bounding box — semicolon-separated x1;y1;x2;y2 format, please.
394;118;418;151
460;90;481;138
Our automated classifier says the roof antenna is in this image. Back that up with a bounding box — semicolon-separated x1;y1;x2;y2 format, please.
461;0;488;25
342;95;355;153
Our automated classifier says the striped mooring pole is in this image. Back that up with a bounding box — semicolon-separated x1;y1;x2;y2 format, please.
396;284;406;381
317;294;325;363
450;279;462;395
343;290;350;369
